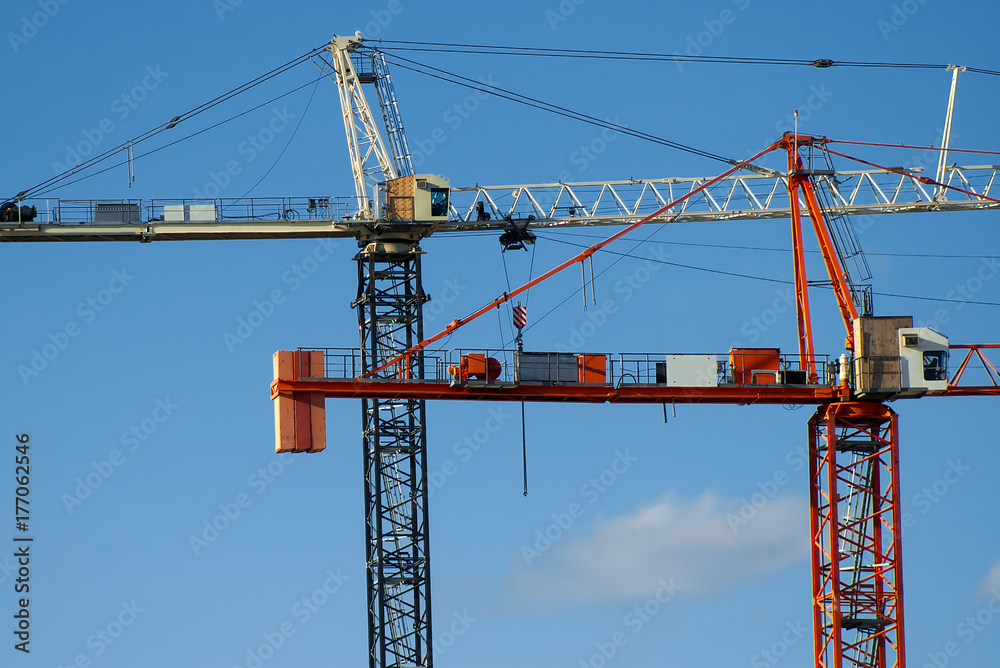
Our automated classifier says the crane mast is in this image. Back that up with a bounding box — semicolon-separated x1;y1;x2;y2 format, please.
328;35;441;668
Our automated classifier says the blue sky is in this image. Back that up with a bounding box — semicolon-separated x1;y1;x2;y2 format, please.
2;1;1000;667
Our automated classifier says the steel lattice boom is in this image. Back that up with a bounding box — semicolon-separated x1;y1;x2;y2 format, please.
2;164;999;242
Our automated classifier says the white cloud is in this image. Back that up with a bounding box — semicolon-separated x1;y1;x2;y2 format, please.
510;491;808;605
979;559;1000;597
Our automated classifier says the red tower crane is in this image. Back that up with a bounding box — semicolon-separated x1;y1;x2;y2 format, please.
269;37;1000;668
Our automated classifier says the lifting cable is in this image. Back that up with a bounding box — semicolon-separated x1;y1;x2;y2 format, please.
229;78;322;206
373;40;1000;78
827;139;1000;156
500;251;515;346
540;236;1000;308
379;52;738;167
503;222;680;346
9;44;330;201
540;230;994;260
821;147;1000;204
500;244;533;497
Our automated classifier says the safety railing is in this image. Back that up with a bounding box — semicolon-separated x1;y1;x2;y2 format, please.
855;355;903;393
12;196;357;225
300;347;835;387
150;196;355;222
301;348;450;381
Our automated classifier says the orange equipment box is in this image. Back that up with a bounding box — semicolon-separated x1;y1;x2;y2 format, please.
273;350;327;454
729;348;780;385
577;354;607;383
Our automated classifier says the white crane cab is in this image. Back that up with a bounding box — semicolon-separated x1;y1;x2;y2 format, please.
375;174;451;222
898;327;950;395
853;316;950;397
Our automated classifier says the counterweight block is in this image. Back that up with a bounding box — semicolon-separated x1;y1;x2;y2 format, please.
273;350;327;453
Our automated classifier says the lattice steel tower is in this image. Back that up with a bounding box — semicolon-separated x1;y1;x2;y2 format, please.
354;237;432;668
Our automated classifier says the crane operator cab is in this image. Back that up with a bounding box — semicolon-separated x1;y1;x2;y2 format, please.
853;316;950;398
897;327;950;394
374;174;450;222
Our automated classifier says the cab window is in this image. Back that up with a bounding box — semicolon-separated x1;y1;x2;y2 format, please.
923;351;947;381
430;188;449;217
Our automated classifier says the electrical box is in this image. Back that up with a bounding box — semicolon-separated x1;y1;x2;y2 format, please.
662;354;718;387
515;352;579;383
384;174;450;221
898;327;949;395
163;204;217;222
729;348;780;385
578;354;607;383
94;203;141;224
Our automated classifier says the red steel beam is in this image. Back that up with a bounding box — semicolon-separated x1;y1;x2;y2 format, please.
271;377;846;404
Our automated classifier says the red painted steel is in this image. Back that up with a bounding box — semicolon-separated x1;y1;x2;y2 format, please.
809;403;905;668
